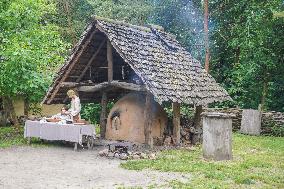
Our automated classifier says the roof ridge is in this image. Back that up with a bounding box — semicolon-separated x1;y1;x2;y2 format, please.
93;15;165;33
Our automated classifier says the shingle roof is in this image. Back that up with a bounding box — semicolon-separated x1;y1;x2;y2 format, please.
42;16;231;105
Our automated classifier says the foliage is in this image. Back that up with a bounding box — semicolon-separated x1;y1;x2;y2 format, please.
209;0;284;111
121;133;284;188
80;102;114;125
0;0;68;103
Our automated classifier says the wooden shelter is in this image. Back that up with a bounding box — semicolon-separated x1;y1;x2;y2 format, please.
42;16;231;146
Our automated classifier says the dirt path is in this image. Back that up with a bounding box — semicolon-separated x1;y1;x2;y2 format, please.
0;146;190;189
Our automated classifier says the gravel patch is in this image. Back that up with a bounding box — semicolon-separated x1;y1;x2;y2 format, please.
0;146;190;189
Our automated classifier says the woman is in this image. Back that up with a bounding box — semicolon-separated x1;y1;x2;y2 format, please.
65;89;81;122
52;105;71;120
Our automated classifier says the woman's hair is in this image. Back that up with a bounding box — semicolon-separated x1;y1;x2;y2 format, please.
67;89;76;97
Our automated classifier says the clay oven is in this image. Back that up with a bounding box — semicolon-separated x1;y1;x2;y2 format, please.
106;93;167;143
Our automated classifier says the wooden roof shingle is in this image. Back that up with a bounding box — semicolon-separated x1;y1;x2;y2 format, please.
42;16;232;105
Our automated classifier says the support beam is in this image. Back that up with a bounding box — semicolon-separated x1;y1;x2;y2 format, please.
173;102;181;145
107;40;113;82
192;105;203;145
144;92;153;148
60;81;146;92
100;92;107;139
47;29;97;104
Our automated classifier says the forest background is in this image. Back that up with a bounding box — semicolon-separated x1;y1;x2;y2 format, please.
0;0;283;124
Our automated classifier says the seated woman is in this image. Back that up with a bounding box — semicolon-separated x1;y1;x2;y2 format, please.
52;105;71;120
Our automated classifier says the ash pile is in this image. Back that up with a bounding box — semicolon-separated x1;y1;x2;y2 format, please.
98;142;157;160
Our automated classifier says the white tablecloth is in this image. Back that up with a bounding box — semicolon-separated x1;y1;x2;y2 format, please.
24;120;95;144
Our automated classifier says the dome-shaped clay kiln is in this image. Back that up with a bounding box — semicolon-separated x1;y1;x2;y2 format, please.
106;93;167;143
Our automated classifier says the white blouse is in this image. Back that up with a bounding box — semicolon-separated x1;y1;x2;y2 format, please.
68;96;81;117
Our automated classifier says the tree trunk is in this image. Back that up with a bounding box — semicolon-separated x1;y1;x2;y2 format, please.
2;96;19;127
192;105;203;145
63;0;77;45
204;0;210;73
261;78;268;111
24;98;29;117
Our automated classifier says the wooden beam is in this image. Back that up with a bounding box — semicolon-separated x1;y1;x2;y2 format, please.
47;29;97;104
61;81;146;92
107;40;113;82
76;39;106;82
144;92;153;148
173;102;181;145
100;92;107;138
77;83;109;92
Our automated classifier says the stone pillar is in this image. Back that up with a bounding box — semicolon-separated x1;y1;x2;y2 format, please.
240;109;261;135
202;112;234;161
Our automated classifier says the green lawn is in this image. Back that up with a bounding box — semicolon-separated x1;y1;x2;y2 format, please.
0;126;27;148
121;134;284;189
0;126;47;148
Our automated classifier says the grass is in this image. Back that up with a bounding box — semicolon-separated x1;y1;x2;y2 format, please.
0;126;49;148
121;133;284;189
0;126;27;148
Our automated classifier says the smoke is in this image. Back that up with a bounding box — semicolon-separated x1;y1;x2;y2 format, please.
149;0;206;63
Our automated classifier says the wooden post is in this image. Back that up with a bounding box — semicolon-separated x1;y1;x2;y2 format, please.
107;40;113;82
192;105;203;145
173;102;181;145
100;92;108;138
144;92;153;148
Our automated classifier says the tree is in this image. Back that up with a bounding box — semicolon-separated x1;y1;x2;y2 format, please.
209;0;284;111
0;0;68;123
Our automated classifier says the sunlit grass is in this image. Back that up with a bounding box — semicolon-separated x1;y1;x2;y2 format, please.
0;126;50;148
121;134;284;188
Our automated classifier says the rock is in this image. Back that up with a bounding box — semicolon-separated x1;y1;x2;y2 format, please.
140;153;147;159
133;154;140;159
107;152;114;157
114;153;120;159
99;149;109;157
119;153;128;160
149;153;156;160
